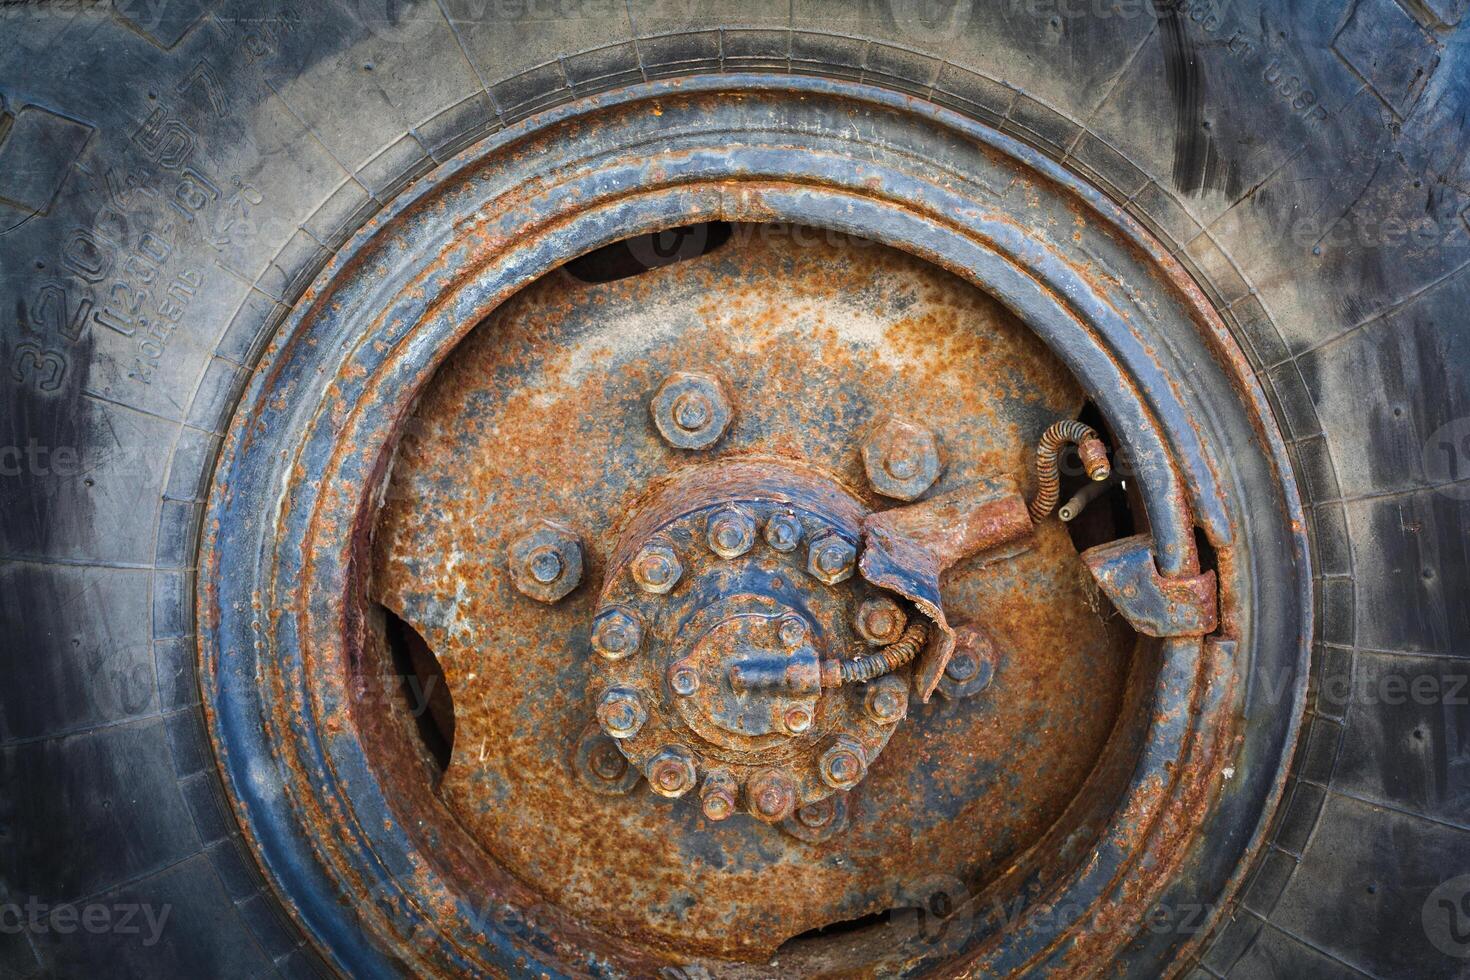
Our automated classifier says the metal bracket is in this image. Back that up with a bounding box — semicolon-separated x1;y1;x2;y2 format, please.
1081;534;1218;637
859;481;1033;701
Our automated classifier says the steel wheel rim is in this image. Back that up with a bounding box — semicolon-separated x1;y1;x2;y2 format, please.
198;75;1310;977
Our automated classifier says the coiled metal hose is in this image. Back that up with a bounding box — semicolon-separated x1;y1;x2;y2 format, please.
835;622;928;685
1029;419;1111;523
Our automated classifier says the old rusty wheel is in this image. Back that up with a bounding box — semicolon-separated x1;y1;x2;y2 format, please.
198;78;1310;977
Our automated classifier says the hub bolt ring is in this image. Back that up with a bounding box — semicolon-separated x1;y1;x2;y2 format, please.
591;606;643;661
864;675;909;725
700;771;739;822
647;745;699;799
707;506;757;559
764;512;803;552
807;532;857;585
669;663;700;696
819;738;868;790
748;769;798;823
782;703;814;734
631;541;682;594
597;687;647;739
856;596;907;646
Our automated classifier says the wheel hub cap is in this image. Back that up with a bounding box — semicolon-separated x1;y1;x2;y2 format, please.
590;460;910;819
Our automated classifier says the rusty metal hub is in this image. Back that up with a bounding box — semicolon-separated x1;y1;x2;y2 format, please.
591;459;911;821
196;77;1312;978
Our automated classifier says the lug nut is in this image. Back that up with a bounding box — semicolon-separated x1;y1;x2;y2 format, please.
864;674;908;725
669;663;700;696
597;687;647;739
589;740;629;781
938;624;999;700
574;728;641;796
778;616;807;649
781;794;850;843
672;392;712;432
856;596;907;646
819;737;867;791
945;650;979;682
591;606;643;660
631;541;682;594
651;372;734;450
508;520;584;603
807;531;856;586
782;703;814;734
707;506;756;559
796;798;836;830
700;770;739;822
862;417;942;500
647;745;698;798
764;512;803;553
748;769;797;823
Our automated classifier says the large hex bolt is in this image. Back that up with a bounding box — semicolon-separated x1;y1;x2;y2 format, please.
937;624;999;701
597;687;647;739
819;736;868;791
855;596;907;646
591;606;643;661
706;506;756;559
781;793;850;843
650;372;733;450
807;530;857;586
945;651;982;682
764;512;803;553
748;769;798;823
647;745;698;799
630;540;682;594
574;728;641;796
862;417;942;500
508;520;584;603
700;770;739;822
864;674;909;725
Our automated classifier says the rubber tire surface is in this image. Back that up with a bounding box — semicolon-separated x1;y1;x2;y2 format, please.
1;2;1467;977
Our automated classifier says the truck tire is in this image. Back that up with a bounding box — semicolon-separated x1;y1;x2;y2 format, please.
2;2;1466;977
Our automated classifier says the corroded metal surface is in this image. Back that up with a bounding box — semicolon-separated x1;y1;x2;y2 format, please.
859;481;1035;700
371;228;1132;957
196;77;1310;979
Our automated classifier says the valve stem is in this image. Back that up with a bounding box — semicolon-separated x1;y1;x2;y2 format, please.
1029;420;1111;522
822;623;928;687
